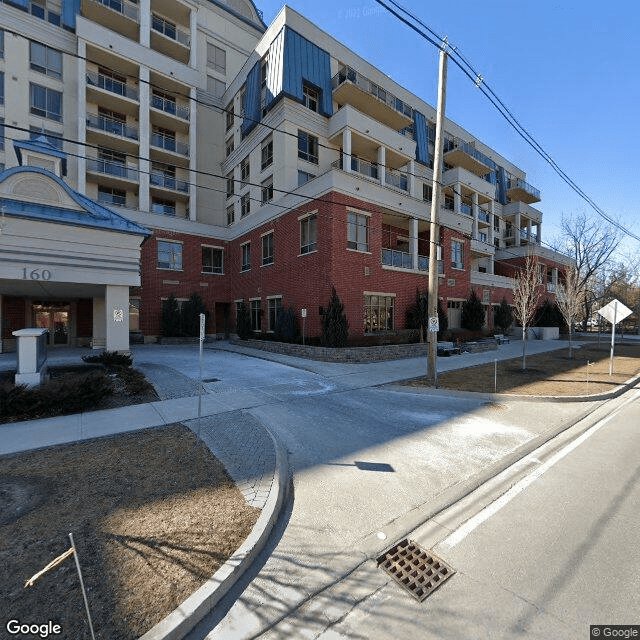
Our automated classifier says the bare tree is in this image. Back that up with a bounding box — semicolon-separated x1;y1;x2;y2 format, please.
556;265;583;358
513;254;541;370
554;212;622;328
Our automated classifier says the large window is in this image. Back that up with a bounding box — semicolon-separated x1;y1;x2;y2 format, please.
227;204;235;226
129;298;140;332
268;297;283;331
98;186;126;206
261;137;273;170
347;211;369;252
157;240;182;270
451;239;464;269
240;156;250;183
365;294;395;332
261;177;273;204
298;170;315;187
0;73;3;106
262;232;274;266
298;130;318;164
226;102;234;131
250;299;261;331
241;193;251;217
226;171;234;198
302;85;319;112
300;214;317;255
207;43;226;74
30;42;62;79
202;246;223;274
30;83;62;122
241;242;251;271
207;76;226;98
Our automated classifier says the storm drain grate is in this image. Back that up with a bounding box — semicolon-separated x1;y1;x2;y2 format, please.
377;539;455;602
202;378;220;383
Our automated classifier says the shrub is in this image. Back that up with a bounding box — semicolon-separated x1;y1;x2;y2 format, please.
461;289;485;331
494;298;514;333
235;301;253;340
182;293;209;337
275;306;300;343
534;299;564;328
82;351;132;368
321;287;349;348
437;298;449;339
161;293;182;337
116;366;156;396
405;289;429;342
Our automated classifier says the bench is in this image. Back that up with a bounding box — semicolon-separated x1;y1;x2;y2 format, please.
494;334;510;344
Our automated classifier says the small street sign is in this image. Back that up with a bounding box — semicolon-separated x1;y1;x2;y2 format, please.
429;316;439;332
199;313;205;342
301;308;307;318
597;299;632;325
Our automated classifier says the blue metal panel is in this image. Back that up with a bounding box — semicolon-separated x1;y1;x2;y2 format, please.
241;61;261;137
413;111;429;166
496;165;508;205
61;0;80;30
5;0;29;9
266;28;285;108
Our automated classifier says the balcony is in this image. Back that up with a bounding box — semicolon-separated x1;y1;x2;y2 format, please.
81;0;139;40
470;271;516;290
86;71;138;115
332;66;413;131
502;200;542;223
150;14;190;64
470;238;495;256
507;177;541;204
442;165;496;199
460;203;472;216
86;112;138;142
150;132;189;157
444;139;495;177
151;201;176;216
150;172;189;194
87;158;138;188
385;167;409;193
477;209;490;223
519;229;539;244
382;249;444;274
151;94;190;121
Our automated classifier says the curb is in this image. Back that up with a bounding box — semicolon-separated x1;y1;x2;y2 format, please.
139;425;290;640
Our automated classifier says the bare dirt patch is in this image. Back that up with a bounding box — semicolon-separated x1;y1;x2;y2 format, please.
405;342;640;396
0;424;260;639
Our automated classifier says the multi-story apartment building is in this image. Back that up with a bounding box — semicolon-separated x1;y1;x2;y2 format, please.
0;2;571;351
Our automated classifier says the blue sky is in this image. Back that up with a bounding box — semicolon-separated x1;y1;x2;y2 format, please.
257;0;640;251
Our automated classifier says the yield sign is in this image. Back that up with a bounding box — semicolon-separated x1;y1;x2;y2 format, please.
597;299;632;325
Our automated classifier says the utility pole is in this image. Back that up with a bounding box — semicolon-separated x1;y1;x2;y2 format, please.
427;43;448;386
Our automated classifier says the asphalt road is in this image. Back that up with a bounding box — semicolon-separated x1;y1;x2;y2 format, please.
314;385;640;640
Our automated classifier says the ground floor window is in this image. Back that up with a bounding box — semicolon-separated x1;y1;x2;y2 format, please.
268;297;283;331
129;298;140;332
250;299;261;331
447;299;463;329
364;294;394;332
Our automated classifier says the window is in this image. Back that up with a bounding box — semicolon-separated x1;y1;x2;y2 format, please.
227;204;235;226
250;299;261;331
241;243;251;271
261;177;273;204
226;102;234;131
0;118;4;152
451;239;464;269
347;211;369;252
151;125;176;152
226;172;234;198
30;83;62;122
479;231;487;243
262;232;274;266
129;298;140;332
423;184;433;201
0;30;4;59
207;44;226;74
0;73;3;106
300;214;317;254
207;76;226;98
31;0;45;19
202;246;223;274
98;186;126;206
226;137;234;157
261;137;273;170
30;127;63;150
444;193;454;210
302;85;319;112
97;147;127;176
268;297;283;331
298;170;315;187
157;240;182;270
298;130;318;164
151;89;176;114
241;193;251;217
30;43;62;80
364;294;394;332
151;198;176;216
260;57;269;116
240;156;250;182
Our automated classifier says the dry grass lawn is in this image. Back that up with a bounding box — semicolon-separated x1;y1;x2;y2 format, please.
0;424;260;639
406;341;640;396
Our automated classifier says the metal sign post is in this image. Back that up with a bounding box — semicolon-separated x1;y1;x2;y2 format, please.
596;299;632;377
198;313;205;434
301;308;307;346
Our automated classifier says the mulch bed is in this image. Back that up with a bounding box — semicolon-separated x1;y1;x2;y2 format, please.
0;425;260;639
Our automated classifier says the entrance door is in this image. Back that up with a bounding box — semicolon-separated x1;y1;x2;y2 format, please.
33;304;70;346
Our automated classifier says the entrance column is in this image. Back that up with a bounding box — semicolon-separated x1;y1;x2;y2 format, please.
105;285;130;352
92;296;106;350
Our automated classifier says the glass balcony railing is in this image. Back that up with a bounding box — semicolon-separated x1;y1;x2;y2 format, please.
150;172;189;193
151;202;176;216
382;249;444;273
87;158;138;180
460;203;472;216
519;229;539;243
332;157;378;180
97;191;126;206
89;0;138;21
478;209;490;223
150;132;189;156
384;168;409;192
86;113;138;140
332;65;413;120
508;177;541;201
151;94;190;120
151;15;190;47
444;138;496;171
86;71;139;101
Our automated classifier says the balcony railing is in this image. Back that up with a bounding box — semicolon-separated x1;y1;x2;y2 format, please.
444;138;496;171
97;191;126;207
508;177;541;201
88;0;138;21
332;65;413;120
150;132;189;156
460;203;472;216
150;172;189;193
151;15;190;46
384;167;409;192
478;209;490;223
86;113;138;140
151;202;176;216
520;229;539;243
151;94;190;120
87;158;138;180
382;249;444;273
86;71;139;101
